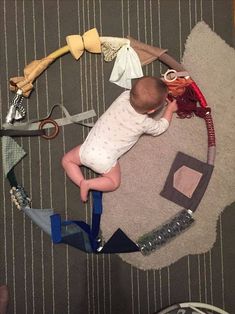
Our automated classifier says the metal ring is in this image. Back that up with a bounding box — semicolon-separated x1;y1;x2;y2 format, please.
163;69;177;82
39;118;59;140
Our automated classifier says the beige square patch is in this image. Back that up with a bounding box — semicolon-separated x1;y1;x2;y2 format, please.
173;165;203;198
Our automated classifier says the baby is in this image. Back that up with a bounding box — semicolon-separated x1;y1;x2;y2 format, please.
62;76;178;202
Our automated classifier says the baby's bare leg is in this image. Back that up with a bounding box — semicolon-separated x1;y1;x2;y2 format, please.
80;162;121;202
61;145;84;187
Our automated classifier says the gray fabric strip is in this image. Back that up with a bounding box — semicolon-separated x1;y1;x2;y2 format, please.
22;207;53;236
208;146;216;165
3;104;96;130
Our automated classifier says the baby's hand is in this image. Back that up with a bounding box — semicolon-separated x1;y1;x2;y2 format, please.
166;98;178;112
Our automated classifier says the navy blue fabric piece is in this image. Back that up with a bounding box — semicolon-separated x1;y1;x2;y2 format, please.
62;232;93;252
92;191;103;214
50;214;91;241
100;228;140;253
7;168;18;187
91;191;103;239
50;214;93;252
63;219;91;235
50;193;102;252
50;192;139;254
51;214;63;243
91;214;101;239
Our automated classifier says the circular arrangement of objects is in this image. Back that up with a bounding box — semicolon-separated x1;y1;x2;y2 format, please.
1;28;215;255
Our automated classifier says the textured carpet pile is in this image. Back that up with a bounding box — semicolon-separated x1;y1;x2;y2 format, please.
101;22;235;270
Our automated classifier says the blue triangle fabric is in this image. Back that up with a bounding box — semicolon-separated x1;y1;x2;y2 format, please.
100;228;140;253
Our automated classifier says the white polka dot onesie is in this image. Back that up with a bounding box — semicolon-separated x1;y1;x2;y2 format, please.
79;90;169;174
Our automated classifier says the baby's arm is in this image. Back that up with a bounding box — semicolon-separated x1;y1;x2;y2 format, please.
162;99;178;123
144;99;178;136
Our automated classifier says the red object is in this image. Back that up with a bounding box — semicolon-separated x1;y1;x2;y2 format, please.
204;112;216;147
171;80;215;148
171;81;209;119
174;85;198;119
190;81;207;108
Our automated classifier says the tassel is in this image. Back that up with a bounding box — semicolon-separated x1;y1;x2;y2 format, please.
168;85;210;119
174;85;198;118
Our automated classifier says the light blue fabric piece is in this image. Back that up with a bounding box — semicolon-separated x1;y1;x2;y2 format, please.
2;136;26;177
109;44;143;89
22;207;53;235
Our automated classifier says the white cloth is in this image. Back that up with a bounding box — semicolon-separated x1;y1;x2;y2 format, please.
79;91;169;174
109;43;143;89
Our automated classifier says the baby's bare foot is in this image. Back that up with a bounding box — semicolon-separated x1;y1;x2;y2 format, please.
80;180;90;202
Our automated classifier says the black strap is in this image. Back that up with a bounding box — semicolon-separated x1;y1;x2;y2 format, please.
0;129;45;137
7;168;18;187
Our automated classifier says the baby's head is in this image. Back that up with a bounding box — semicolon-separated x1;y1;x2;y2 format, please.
130;76;168;114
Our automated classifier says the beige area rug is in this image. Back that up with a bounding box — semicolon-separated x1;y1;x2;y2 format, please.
101;22;235;270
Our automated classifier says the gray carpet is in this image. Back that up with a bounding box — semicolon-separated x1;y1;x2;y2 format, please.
0;1;234;313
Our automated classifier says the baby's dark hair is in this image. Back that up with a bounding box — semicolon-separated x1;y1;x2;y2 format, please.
130;76;168;113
